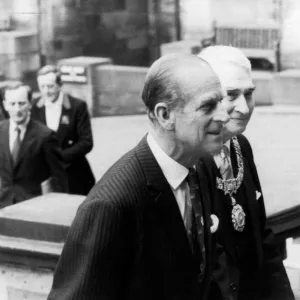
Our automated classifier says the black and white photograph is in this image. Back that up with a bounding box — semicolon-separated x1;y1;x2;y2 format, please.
0;0;299;299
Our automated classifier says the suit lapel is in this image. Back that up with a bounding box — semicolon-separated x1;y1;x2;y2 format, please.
56;94;71;142
135;136;193;258
34;98;46;125
14;120;36;169
155;189;193;257
0;121;13;171
232;137;263;264
241;153;262;262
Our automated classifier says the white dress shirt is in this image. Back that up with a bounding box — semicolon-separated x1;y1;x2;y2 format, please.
45;92;64;131
147;133;189;219
9;117;29;153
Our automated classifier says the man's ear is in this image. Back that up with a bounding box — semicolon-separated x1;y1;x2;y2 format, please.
153;102;175;130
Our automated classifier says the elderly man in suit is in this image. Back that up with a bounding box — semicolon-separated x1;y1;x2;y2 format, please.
198;46;294;300
31;65;95;195
0;83;68;208
47;54;230;300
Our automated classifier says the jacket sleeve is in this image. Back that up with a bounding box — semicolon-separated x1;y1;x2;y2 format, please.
239;134;295;300
47;193;135;300
62;100;93;163
43;131;68;193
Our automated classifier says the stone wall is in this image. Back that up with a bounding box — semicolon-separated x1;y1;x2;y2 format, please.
79;0;149;66
94;64;148;116
281;0;300;69
92;63;276;118
3;0;150;66
180;0;213;41
147;0;180;63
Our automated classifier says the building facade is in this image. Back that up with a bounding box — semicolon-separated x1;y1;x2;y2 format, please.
0;0;300;77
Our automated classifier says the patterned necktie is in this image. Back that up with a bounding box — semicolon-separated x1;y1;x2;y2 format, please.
11;127;21;166
219;145;233;180
185;168;206;271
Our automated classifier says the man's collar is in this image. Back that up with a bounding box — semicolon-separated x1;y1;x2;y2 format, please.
45;92;64;107
36;92;71;110
224;139;231;152
9;115;30;132
147;133;188;190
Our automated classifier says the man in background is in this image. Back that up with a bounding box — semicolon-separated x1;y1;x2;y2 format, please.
0;83;68;208
31;65;95;195
198;46;294;300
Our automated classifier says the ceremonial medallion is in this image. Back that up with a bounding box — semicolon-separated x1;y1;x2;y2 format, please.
216;137;246;232
231;202;246;232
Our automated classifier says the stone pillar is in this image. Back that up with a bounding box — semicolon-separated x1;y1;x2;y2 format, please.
147;0;178;63
281;0;300;69
39;0;83;64
11;0;38;29
180;0;213;41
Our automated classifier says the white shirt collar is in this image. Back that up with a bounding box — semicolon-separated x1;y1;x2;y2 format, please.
147;133;189;190
45;92;64;107
224;139;231;152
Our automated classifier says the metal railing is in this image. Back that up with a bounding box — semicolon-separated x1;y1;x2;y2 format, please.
215;25;280;50
213;23;281;70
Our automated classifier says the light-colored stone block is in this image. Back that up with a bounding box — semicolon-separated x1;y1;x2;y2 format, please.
271;69;300;105
95;92;146;116
95;65;147;94
160;40;201;56
252;71;273;106
0;193;85;243
0;264;52;300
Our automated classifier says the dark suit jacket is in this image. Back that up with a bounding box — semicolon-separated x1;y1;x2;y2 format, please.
0;93;8;121
48;136;224;300
199;134;294;300
31;93;95;195
0;119;68;208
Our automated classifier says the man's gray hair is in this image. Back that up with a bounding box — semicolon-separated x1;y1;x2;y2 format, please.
142;54;208;120
198;45;251;74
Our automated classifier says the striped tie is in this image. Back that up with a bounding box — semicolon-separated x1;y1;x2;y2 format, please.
185;168;206;274
219;145;233;180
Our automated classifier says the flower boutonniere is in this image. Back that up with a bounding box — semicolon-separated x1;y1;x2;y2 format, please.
61;115;70;125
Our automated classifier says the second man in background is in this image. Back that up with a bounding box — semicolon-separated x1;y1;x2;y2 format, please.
31;65;95;195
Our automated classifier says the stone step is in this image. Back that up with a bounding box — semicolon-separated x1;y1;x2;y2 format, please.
0;193;84;243
284;238;300;297
0;235;62;269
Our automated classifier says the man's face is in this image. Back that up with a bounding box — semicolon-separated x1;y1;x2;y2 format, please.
4;87;31;125
219;64;255;140
173;68;229;156
37;72;60;103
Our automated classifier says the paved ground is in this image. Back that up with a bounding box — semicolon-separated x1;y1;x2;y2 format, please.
87;105;300;296
88;105;300;217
